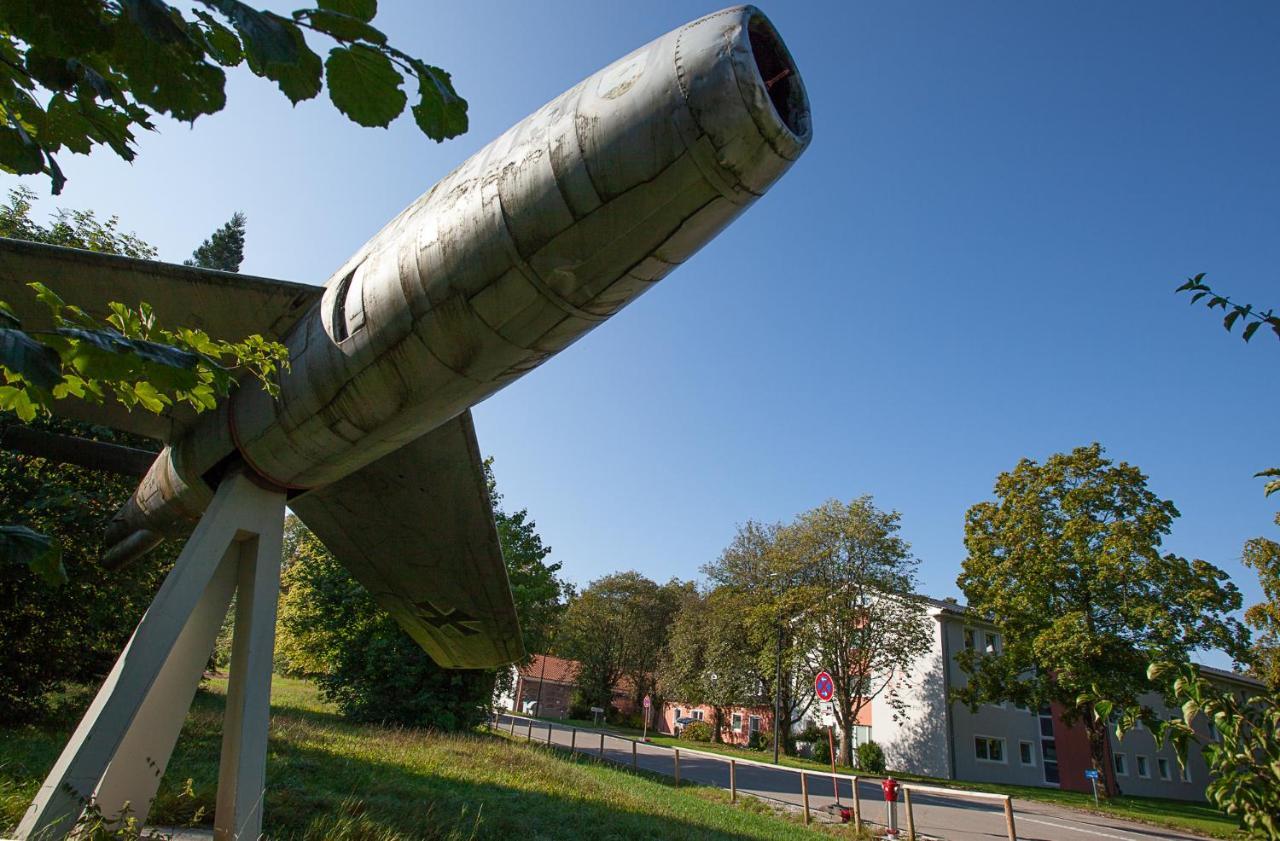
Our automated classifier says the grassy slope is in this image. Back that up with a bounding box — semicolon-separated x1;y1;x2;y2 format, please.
0;678;854;841
600;731;1241;839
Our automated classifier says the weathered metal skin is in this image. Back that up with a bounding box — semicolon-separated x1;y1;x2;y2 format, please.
104;5;811;564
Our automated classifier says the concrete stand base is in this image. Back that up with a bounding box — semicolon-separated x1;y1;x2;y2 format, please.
15;472;285;841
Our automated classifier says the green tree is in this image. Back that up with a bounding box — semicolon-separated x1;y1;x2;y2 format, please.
185;211;246;272
555;572;688;715
1243;522;1280;690
0;0;467;194
957;443;1248;796
276;461;567;726
659;587;765;743
0;192;182;721
702;519;814;757
786;497;934;767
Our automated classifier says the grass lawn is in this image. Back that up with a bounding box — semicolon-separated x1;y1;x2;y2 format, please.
601;732;1242;839
0;677;861;840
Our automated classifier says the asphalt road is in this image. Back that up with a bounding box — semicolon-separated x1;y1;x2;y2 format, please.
494;714;1213;841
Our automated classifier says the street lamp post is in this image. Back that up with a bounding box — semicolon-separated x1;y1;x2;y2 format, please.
772;618;783;764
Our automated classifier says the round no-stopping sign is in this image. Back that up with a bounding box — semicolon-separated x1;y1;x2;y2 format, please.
643;695;651;709
814;670;835;702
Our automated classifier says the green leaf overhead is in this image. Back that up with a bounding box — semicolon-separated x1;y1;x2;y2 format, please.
411;61;468;141
317;0;378;23
325;44;405;127
0;0;466;192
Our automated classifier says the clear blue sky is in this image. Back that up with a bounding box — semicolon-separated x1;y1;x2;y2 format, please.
12;1;1278;663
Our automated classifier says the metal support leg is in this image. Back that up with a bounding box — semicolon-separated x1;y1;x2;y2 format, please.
16;472;285;841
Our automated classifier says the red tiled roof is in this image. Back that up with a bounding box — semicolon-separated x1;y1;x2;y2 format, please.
517;654;640;696
518;654;578;685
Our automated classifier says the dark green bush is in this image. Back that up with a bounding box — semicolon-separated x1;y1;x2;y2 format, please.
857;740;886;774
812;736;831;765
679;720;712;742
746;729;770;751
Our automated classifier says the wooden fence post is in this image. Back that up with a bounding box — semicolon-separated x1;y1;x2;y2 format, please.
801;772;810;825
852;775;861;831
730;759;737;803
674;749;680;786
547;722;554;745
509;716;516;735
904;788;916;841
599;732;605;758
1004;797;1017;841
525;719;533;741
570;728;577;752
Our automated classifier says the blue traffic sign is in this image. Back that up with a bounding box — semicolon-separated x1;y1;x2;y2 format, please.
1084;769;1100;780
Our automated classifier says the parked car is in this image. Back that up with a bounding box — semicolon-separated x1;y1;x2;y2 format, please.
672;716;699;737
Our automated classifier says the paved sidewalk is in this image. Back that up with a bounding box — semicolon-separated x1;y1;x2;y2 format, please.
495;713;1216;841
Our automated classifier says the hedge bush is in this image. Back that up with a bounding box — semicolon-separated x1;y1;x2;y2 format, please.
857;740;886;774
679;720;712;742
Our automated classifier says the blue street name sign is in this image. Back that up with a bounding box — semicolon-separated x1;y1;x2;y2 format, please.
1084;769;1100;780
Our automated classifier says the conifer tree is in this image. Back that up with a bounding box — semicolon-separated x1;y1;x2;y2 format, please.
186;212;247;272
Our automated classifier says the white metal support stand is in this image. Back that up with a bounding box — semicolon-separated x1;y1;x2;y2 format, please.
15;471;286;841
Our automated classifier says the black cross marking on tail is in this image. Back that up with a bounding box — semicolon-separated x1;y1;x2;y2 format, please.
412;600;481;637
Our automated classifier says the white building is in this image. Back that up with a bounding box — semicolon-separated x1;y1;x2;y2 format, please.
860;596;1261;801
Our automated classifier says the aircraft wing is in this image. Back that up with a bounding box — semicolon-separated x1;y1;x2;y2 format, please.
290;410;525;669
0;237;322;441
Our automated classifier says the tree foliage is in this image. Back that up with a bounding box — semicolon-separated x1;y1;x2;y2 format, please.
786;497;934;767
0;413;173;723
0;0;467;194
0;188;288;426
185;211;246;272
555;571;689;714
1107;663;1280;840
957;443;1248;794
659;587;765;743
702;519;815;756
276;461;567;727
1243;520;1280;690
1176;275;1280;344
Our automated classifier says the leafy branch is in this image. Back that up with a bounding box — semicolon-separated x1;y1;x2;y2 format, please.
1176;274;1280;343
0;0;468;193
0;281;289;422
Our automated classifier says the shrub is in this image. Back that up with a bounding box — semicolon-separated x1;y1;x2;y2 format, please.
679;720;712;742
797;722;822;743
746;729;770;751
857;740;886;774
812;737;831;765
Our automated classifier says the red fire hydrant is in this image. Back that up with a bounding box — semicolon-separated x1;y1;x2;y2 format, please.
882;777;900;837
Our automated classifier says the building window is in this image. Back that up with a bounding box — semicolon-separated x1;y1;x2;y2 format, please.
974;736;1006;763
1179;764;1191;783
732;713;743;732
692;709;704;721
1019;741;1034;766
984;632;999;654
964;628;976;650
1137;755;1150;778
748;715;762;734
1158;757;1171;781
1114;753;1127;776
674;707;681;720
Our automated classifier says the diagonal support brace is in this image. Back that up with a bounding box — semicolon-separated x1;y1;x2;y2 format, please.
15;471;285;841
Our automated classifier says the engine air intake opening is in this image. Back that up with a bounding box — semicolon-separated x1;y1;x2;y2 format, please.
748;14;809;140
